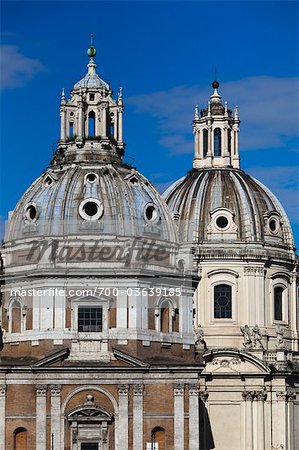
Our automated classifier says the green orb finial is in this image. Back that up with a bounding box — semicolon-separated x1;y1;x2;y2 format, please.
87;34;96;58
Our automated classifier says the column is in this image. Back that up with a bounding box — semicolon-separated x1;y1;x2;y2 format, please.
50;385;62;450
117;384;129;450
242;390;254;450
173;383;184;450
114;110;118;141
255;391;266;450
77;101;83;139
0;385;6;450
189;384;199;450
60;108;66;141
118;108;123;143
36;384;47;450
102;105;107;138
133;384;144;450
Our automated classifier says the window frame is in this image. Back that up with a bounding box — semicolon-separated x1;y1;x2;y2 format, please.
208;270;238;324
271;278;289;325
72;297;109;335
213;284;232;319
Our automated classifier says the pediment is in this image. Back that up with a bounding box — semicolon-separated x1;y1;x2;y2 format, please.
202;349;270;375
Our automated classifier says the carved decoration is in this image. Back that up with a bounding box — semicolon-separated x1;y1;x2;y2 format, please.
133;384;144;396
173;383;184;396
36;384;47;397
275;325;285;349
276;391;296;402
0;385;6;397
118;384;129;396
242;390;267;401
189;384;199;396
241;324;264;350
50;384;62;397
198;390;209;402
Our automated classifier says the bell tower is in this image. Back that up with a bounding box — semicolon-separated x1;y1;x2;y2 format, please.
193;80;240;169
55;36;125;166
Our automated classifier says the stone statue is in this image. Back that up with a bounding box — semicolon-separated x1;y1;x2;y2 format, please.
276;325;285;349
240;324;252;349
251;324;264;349
194;324;207;351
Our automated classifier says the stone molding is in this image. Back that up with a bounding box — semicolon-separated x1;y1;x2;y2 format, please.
244;266;265;275
118;384;130;396
173;383;185;396
242;390;267;401
36;384;47;397
50;384;62;397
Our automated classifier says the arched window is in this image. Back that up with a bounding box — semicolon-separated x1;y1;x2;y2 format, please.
151;426;166;450
214;128;221;156
69;122;74;138
14;427;28;450
155;298;178;333
203;129;208;157
88;111;95;137
274;286;284;321
9;299;23;333
214;284;232;318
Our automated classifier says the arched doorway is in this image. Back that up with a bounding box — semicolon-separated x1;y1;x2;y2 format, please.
14;427;28;450
67;394;113;450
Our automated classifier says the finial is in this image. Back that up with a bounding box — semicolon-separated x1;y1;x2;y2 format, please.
194;104;199;120
234;105;239;119
224;100;228;114
61;88;66;104
208;101;211;115
118;86;123;104
87;33;97;60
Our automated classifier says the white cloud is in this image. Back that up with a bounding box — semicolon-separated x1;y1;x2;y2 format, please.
127;76;299;154
0;45;45;90
246;165;299;224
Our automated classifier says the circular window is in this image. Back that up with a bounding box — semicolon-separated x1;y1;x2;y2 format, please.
269;218;277;232
216;216;229;229
144;204;159;223
24;204;37;222
79;198;104;221
86;173;97;183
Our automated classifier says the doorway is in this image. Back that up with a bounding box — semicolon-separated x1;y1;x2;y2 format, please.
81;444;99;450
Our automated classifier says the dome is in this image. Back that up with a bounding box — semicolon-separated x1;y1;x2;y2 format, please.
73;71;109;90
164;168;294;249
5;164;177;245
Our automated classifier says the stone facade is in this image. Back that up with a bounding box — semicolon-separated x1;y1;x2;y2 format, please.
0;40;298;450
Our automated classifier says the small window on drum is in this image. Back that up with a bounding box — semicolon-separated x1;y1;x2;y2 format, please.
78;306;102;332
144;204;159;223
269;217;279;234
79;198;104;221
214;284;232;319
24;204;38;222
216;216;229;229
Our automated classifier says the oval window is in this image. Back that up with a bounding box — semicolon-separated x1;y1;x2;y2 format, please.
216;216;228;229
86;173;97;183
145;205;158;222
84;202;98;217
24;204;37;222
269;218;277;232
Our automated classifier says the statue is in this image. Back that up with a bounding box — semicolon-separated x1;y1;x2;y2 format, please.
240;324;252;349
276;325;285;349
251;324;264;349
194;324;207;351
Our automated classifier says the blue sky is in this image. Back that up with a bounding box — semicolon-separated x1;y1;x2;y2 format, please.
1;1;298;246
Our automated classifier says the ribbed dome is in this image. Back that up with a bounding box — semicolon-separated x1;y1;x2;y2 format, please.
164;168;294;249
73;72;109;90
5;164;177;244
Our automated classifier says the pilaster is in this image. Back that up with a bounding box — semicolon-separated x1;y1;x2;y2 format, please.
117;384;129;450
173;383;185;450
188;384;199;450
133;384;144;450
0;385;6;450
36;384;47;450
50;384;62;450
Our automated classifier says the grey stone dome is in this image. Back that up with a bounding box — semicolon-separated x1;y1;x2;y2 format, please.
5;164;177;244
73;72;109;91
163;168;294;249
